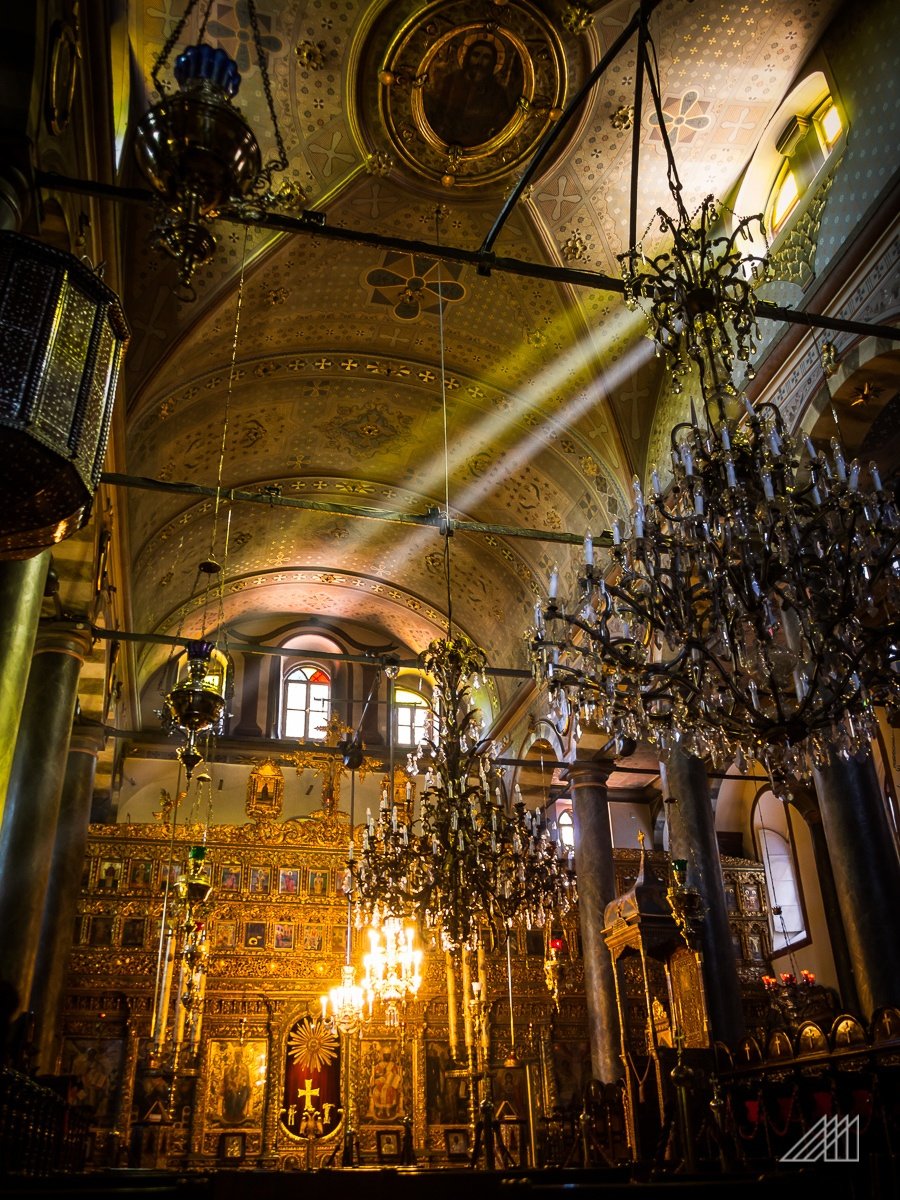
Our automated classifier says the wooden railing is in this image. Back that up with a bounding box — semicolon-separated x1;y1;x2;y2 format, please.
0;1067;90;1176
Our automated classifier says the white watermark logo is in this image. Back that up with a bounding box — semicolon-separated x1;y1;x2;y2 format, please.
779;1114;860;1163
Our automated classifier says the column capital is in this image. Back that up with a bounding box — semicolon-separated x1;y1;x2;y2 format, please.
565;739;635;791
32;621;93;662
565;757;615;790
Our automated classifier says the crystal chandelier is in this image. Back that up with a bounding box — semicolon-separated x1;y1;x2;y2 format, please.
361;917;423;1027
532;407;899;782
529;27;900;789
321;964;366;1035
322;845;366;1035
353;634;577;952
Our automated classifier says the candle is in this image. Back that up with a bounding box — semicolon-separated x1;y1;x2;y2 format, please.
583;530;594;566
548;566;559;599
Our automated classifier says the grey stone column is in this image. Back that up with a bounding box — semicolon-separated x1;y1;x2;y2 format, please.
0;622;92;1018
789;783;861;1015
812;751;900;1018
31;725;104;1073
234;651;263;737
0;553;49;823
662;747;745;1046
565;754;622;1084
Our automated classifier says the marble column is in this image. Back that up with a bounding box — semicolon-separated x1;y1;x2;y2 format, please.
662;747;745;1046
789;783;861;1015
812;751;900;1018
31;725;104;1073
0;553;49;824
233;652;263;737
565;753;622;1084
0;622;92;1018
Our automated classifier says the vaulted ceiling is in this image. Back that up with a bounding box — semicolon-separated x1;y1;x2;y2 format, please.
115;0;845;707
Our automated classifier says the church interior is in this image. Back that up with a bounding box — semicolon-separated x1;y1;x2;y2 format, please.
1;0;899;1196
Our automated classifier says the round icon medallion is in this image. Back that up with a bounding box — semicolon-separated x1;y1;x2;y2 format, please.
378;0;566;188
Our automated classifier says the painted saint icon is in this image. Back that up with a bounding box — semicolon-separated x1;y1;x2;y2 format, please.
422;30;523;148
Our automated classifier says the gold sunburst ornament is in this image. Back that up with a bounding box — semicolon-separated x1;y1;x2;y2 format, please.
287;1017;339;1071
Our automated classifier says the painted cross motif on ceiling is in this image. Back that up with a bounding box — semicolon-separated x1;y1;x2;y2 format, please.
648;89;711;144
206;0;283;73
366;252;466;321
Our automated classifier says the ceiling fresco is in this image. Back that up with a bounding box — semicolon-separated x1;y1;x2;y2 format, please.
116;0;845;698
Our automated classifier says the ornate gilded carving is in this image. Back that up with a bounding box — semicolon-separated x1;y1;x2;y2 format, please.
245;759;285;820
768;162;841;288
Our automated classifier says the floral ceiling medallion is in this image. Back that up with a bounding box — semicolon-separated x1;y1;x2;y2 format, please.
377;0;567;188
366;251;465;320
648;89;711;145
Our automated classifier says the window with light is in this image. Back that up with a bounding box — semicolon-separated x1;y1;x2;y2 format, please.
767;89;844;236
282;665;330;740
753;791;808;953
815;98;842;151
557;809;575;849
394;686;429;747
771;164;800;232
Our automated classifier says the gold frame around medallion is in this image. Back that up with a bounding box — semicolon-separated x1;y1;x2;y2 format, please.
410;23;535;158
377;0;566;188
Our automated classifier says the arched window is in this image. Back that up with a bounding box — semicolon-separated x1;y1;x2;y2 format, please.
767;91;844;235
753;791;808;953
734;74;846;256
282;665;330;740
557;809;575;850
770;162;800;232
393;686;429;747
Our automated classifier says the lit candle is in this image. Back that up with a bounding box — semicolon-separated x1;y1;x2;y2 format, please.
831;438;847;482
583;530;594;566
548;566;559;599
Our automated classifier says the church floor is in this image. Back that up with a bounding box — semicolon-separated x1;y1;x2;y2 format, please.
0;1160;895;1200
